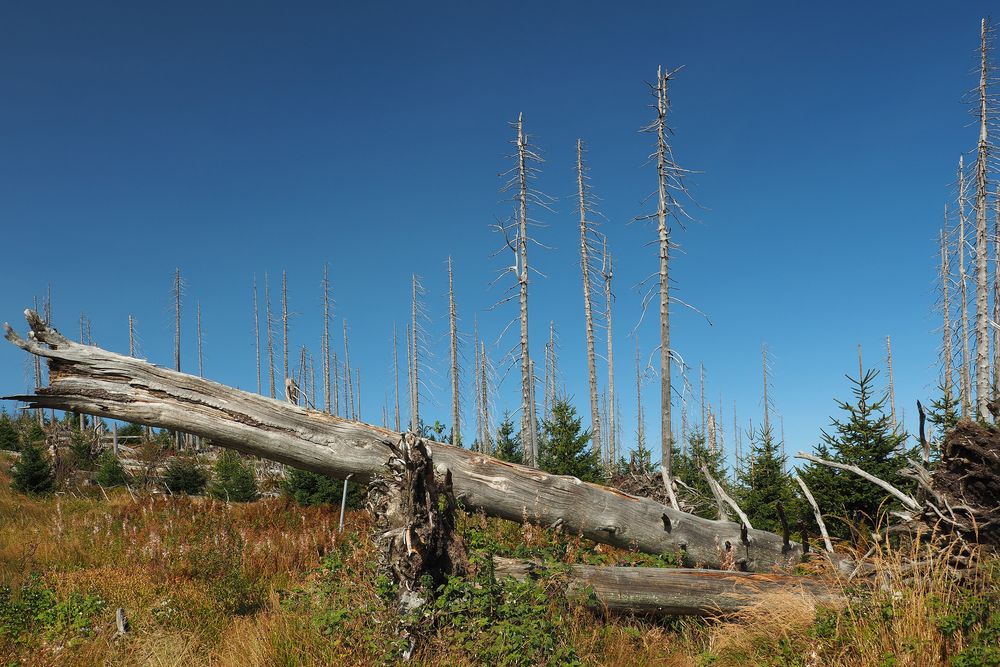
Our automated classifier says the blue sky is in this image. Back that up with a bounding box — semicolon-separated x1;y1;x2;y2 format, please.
0;1;993;466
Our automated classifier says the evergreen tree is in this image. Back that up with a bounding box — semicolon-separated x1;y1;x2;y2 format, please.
735;423;796;534
798;367;913;541
68;430;95;470
538;398;603;483
283;467;366;508
926;383;959;447
673;428;731;519
10;441;54;495
209;450;259;502
492;413;523;465
162;456;208;495
0;410;18;452
96;452;130;488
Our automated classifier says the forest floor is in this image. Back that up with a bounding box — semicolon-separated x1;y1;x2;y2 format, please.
0;453;997;666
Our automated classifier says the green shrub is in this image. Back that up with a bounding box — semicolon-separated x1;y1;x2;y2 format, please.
95;452;130;488
0;411;18;451
161;456;208;495
0;577;105;647
68;430;96;470
209;451;259;502
10;442;54;496
282;467;365;508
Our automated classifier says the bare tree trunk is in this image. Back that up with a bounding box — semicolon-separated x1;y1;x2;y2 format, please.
515;114;537;466
700;363;706;436
343;319;353;421
651;67;676;487
602;241;616;467
128;314;136;358
886;335;897;433
410;274;420;432
322;264;332;414
577;139;603;461
265;273;276;399
197;302;204;378
253;275;261;395
480;340;491;454
393;323;401;431
959;156;972;417
448;257;460;445
173;268;182;449
994;188;1000;399
762;344;771;435
282;270;289;386
942;217;954;405
5;311;811;572
635;339;645;459
974;17;992;419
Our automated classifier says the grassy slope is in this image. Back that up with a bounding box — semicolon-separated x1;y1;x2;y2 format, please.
0;453;996;666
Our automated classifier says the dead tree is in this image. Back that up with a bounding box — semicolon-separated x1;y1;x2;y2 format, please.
941;218;954;409
252;275;262;395
265;273;277;399
958;156;972;416
343;319;353;421
282;270;290;386
602;239;617;466
886;335;897;433
973;18;994;419
577;139;603;458
496;114;547;466
128;314;136;358
5;310;813;572
639;67;693;487
448;258;460;444
322;264;333;414
197;302;204;378
994;188;1000;398
393;323;401;431
410;274;421;432
173;268;182;448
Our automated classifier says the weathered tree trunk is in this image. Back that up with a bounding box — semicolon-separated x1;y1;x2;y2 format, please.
941;219;953;406
5;310;808;572
974;18;991;419
577;139;602;460
603;241;616;467
492;558;843;618
515;114;537;466
322;265;332;414
958;156;972;417
448;258;460;445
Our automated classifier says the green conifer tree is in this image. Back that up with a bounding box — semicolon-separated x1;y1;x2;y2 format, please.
926;383;959;446
798;367;913;541
96;452;130;488
282;467;365;508
673;428;731;519
209;450;260;502
162;456;208;495
492;412;523;465
538;398;603;483
10;441;54;495
735;423;796;533
0;410;18;451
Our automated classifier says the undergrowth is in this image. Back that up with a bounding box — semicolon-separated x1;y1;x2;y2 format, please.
0;452;997;666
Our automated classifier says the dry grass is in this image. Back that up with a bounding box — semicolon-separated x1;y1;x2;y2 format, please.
1;452;996;666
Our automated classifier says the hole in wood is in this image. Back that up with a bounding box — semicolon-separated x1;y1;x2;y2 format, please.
661;513;671;533
724;540;732;552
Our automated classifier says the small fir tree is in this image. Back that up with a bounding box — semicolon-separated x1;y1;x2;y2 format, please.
539;398;603;483
96;452;130;488
10;442;54;495
209;450;259;502
926;383;959;447
162;456;208;495
798;367;914;541
492;413;523;465
283;467;365;508
673;428;732;519
0;411;18;451
735;423;796;534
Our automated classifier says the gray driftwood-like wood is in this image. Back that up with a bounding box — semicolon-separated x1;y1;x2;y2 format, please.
5;310;806;572
492;557;843;617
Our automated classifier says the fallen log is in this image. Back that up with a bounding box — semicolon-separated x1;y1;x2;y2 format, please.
492;557;844;617
4;310;803;571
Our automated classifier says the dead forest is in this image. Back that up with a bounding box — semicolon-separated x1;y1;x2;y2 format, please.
2;17;1000;667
